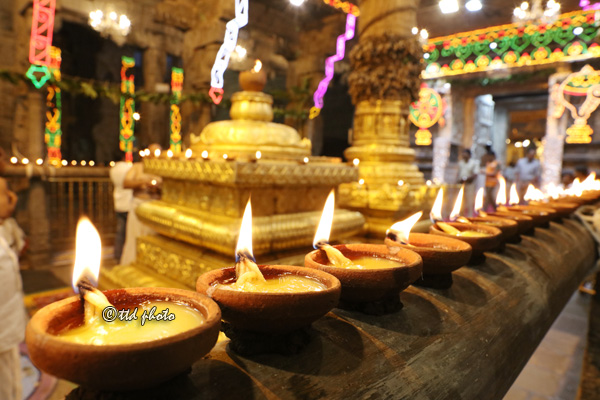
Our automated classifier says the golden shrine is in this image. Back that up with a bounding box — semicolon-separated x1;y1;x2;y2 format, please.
103;76;366;289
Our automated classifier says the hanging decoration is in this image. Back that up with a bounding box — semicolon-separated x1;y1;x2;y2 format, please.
580;1;600;11
45;46;62;164
309;13;356;119
321;0;360;16
553;64;600;144
409;85;445;146
26;0;56;88
120;56;135;162
209;0;248;105
170;67;183;153
423;10;600;79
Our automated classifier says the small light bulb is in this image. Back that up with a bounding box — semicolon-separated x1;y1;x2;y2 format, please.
133;112;140;121
109;11;117;20
303;157;309;163
420;29;429;40
89;161;95;166
426;180;432;186
22;158;29;165
109;161;115;167
154;149;161;157
398;180;405;186
523;139;531;147
358;178;365;185
81;160;87;166
10;157;17;164
223;154;228;160
144;149;150;156
352;158;360;166
36;158;43;165
412;27;419;35
201;150;209;159
424;53;430;59
62;160;68;166
185;149;192;158
167;149;173;158
139;150;144;157
573;27;583;36
255;150;262;160
289;0;305;6
489;42;498;50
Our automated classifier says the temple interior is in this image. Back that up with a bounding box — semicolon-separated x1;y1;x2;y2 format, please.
1;0;600;399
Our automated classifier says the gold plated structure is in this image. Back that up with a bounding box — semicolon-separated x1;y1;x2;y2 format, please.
106;77;365;288
340;100;438;236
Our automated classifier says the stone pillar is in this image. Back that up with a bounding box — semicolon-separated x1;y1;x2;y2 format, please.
339;0;438;237
542;70;571;187
432;86;453;184
140;47;169;147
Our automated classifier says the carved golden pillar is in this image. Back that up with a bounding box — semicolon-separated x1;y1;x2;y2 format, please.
339;0;438;236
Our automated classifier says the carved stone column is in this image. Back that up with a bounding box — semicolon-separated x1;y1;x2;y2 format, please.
339;0;437;236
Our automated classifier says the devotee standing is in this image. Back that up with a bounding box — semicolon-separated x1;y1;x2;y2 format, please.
0;177;26;400
482;151;500;212
109;151;133;261
457;149;479;216
120;144;162;265
515;147;541;201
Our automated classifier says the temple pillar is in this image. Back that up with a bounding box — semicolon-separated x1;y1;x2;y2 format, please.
542;70;571;187
432;84;453;183
140;47;169;147
339;0;437;236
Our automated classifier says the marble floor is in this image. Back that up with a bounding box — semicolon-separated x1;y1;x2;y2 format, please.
503;292;591;400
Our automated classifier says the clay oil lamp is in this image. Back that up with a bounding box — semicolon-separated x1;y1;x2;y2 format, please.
384;211;472;289
26;218;221;391
305;190;422;314
238;59;267;92
462;187;520;243
525;184;579;218
197;198;341;337
429;187;502;264
497;183;557;227
489;176;534;235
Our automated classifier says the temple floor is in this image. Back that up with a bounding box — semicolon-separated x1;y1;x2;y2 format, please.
19;253;593;400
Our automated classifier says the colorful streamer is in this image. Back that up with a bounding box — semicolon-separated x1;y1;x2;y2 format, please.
580;0;600;11
309;14;356;119
322;0;360;17
120;56;135;162
209;0;248;105
26;0;56;88
170;67;183;153
45;46;62;164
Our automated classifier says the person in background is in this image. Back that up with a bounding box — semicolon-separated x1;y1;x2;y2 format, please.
575;165;589;182
120;144;162;265
483;152;500;212
457;149;479;216
561;170;575;188
0;177;26;400
503;160;517;189
109;151;133;261
515;147;541;202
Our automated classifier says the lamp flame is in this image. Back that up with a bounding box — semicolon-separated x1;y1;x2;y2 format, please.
524;184;545;202
235;198;255;263
545;182;561;200
252;59;262;73
430;188;444;222
496;175;507;206
313;190;335;249
72;217;102;292
509;183;520;205
449;185;464;221
387;211;423;244
474;187;484;214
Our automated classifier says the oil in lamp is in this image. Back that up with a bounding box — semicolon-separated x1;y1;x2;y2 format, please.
196;197;341;353
385;211;472;289
305;190;422;314
463;188;519;243
25;218;221;391
429;187;502;264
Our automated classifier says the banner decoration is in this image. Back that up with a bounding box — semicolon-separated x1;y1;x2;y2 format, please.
423;10;600;79
209;0;248;105
120;56;135;162
26;0;56;88
553;64;600;144
45;46;62;164
309;13;356;120
409;85;445;146
170;67;183;153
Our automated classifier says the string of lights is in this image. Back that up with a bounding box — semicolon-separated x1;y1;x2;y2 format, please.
119;56;135;162
209;0;249;105
170;67;183;153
